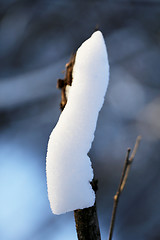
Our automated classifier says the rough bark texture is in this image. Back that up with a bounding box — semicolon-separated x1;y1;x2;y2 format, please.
74;203;101;240
57;55;101;240
57;54;75;111
74;179;101;240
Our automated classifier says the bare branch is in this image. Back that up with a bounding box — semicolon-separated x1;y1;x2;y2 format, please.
108;136;141;240
120;136;141;192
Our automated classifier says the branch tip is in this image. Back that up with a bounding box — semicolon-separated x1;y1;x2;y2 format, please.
108;136;141;240
129;135;141;162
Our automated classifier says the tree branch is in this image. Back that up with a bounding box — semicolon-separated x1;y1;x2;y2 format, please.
57;55;101;240
57;54;141;240
108;136;141;240
74;178;101;240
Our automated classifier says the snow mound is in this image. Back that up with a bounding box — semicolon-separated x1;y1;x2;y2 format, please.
46;31;109;214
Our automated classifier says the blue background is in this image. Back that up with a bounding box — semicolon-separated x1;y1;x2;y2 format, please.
0;1;160;240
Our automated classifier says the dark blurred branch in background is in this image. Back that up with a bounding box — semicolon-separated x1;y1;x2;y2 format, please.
108;136;141;240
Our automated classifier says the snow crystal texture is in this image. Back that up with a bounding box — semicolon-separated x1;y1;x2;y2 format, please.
46;31;109;214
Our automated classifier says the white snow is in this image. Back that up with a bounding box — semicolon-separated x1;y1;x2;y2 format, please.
65;85;71;100
46;31;109;215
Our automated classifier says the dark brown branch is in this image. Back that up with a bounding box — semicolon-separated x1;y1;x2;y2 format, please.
108;136;141;240
74;178;101;240
57;55;101;240
57;54;76;111
74;202;101;240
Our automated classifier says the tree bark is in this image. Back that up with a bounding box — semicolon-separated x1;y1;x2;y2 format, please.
74;202;101;240
74;179;101;240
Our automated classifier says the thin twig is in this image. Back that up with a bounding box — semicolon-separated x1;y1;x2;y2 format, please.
120;136;141;192
108;136;141;240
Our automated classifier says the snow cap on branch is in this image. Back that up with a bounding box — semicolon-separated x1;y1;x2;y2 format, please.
46;31;109;215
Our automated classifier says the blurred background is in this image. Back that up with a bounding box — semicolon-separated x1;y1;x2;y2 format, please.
0;1;160;240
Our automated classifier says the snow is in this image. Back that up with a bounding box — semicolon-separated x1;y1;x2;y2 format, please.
46;31;109;215
65;85;71;100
